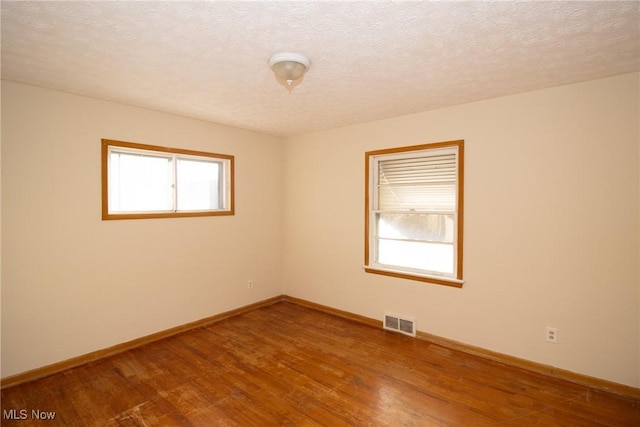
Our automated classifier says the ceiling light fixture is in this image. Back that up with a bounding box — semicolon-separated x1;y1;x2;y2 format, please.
269;52;310;91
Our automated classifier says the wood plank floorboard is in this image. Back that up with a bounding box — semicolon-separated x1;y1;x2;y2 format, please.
2;301;638;426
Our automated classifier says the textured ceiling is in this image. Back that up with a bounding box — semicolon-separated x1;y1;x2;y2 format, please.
2;1;639;137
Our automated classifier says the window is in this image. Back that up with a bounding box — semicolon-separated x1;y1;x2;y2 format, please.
101;139;234;220
365;140;464;287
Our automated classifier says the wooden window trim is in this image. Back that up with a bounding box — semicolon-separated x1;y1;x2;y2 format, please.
101;139;234;220
364;140;464;287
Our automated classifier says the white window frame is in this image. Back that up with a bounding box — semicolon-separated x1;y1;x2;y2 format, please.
101;139;234;220
364;140;464;287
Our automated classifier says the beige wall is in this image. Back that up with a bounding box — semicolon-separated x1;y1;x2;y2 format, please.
2;74;639;388
1;81;284;377
283;73;640;387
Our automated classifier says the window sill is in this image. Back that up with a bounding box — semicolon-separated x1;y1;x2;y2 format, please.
363;266;464;288
102;210;234;220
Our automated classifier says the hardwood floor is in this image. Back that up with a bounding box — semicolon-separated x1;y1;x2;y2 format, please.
2;301;639;426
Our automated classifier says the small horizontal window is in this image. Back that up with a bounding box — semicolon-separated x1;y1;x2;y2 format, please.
101;139;234;220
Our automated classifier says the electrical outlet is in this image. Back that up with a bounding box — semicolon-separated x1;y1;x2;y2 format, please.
247;280;254;290
545;327;558;343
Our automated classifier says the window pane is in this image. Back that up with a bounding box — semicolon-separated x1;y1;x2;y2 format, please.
378;213;453;242
365;141;463;283
109;152;172;212
176;158;220;211
377;239;454;274
102;139;234;219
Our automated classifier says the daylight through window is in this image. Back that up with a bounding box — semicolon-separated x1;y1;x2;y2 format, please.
102;139;234;220
365;140;464;287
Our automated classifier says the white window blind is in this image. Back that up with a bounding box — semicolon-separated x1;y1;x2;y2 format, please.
377;152;457;212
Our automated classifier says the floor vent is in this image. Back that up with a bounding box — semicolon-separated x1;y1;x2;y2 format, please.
383;313;416;337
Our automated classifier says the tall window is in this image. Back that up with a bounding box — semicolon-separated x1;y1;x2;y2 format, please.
365;140;464;287
101;139;234;220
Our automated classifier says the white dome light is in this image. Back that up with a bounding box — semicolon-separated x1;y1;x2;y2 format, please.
269;52;311;90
